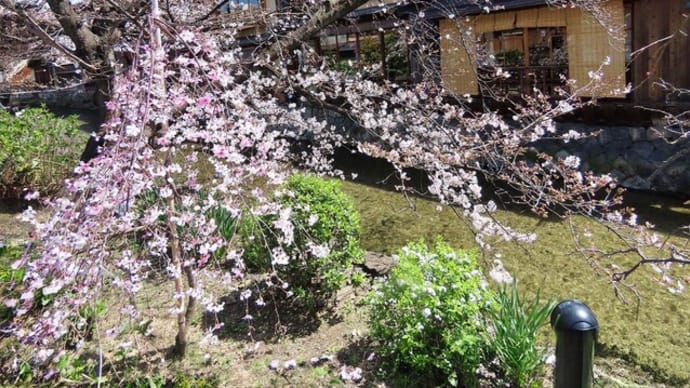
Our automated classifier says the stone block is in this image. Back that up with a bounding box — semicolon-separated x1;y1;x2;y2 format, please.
612;157;635;177
621;176;651;190
610;169;626;181
666;162;688;177
627;142;654;161
629;127;645;142
598;128;613;145
646;127;663;141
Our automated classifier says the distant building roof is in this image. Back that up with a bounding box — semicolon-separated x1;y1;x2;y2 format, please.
351;0;548;20
425;0;547;18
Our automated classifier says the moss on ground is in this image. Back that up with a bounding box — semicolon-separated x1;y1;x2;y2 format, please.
341;180;690;385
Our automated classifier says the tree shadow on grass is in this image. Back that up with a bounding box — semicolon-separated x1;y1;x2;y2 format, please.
336;336;442;388
596;342;689;387
203;281;343;343
77;347;220;387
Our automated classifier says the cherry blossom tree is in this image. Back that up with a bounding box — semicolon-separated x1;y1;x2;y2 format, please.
0;0;687;382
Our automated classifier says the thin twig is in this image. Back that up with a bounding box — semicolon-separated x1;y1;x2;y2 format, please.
0;0;98;72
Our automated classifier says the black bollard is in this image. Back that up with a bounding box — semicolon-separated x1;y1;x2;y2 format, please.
550;300;599;388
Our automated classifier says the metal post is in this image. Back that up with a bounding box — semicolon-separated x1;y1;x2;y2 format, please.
550;300;599;388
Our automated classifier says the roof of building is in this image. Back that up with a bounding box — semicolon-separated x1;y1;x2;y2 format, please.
352;0;548;20
426;0;547;17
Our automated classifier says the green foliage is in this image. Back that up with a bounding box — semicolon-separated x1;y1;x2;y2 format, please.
0;244;26;321
134;188;238;264
325;55;358;77
0;106;86;198
368;240;492;387
350;271;367;287
495;49;525;67
241;174;364;308
122;372;219;388
489;284;556;387
123;374;166;388
56;353;100;386
0;244;105;344
360;32;410;80
172;371;219;388
66;298;107;347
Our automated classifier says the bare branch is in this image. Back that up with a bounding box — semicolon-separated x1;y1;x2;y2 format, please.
104;0;143;30
263;0;370;62
0;0;99;72
613;250;690;282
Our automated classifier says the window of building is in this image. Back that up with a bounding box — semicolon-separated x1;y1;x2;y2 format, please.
220;0;261;12
321;29;410;82
479;27;568;95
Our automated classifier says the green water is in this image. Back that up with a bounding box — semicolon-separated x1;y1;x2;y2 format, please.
340;180;690;384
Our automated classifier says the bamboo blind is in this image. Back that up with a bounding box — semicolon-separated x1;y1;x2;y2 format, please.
516;8;539;28
565;2;626;97
535;7;567;27
440;18;479;95
439;0;626;98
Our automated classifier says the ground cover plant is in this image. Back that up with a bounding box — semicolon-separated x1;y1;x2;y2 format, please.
0;107;86;199
0;243;25;322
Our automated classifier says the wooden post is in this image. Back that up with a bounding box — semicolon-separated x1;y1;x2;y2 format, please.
379;30;387;79
522;28;530;93
355;32;361;61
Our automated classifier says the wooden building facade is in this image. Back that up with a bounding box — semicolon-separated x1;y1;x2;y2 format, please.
440;1;627;98
627;0;690;104
438;0;690;105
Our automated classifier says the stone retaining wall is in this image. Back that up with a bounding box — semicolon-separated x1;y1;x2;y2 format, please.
0;83;95;110
536;123;690;195
298;101;690;195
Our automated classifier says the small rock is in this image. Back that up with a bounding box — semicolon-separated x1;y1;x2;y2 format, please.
621;176;650;191
360;252;395;277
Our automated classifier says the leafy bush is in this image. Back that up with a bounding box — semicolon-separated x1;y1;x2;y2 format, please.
0;107;86;199
489;284;555;387
368;240;492;387
241;174;364;308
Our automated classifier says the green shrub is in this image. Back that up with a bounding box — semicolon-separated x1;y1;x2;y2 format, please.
368;240;492;387
0;244;26;321
489;284;555;387
241;174;364;308
0;107;86;199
